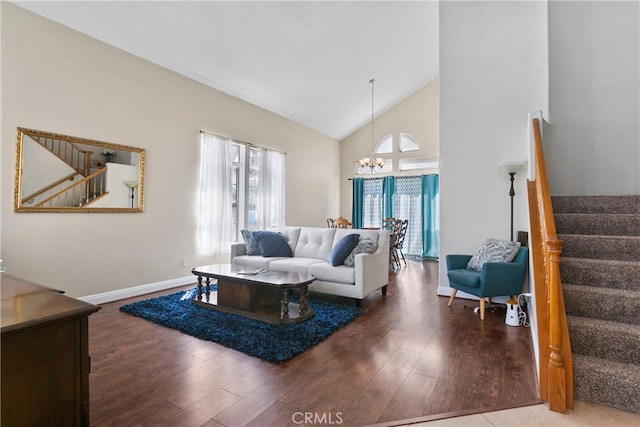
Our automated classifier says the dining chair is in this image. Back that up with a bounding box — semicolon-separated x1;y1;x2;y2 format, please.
383;218;401;270
333;217;352;228
382;217;398;231
392;219;409;268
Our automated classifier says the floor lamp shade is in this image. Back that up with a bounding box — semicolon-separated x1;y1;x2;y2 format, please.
499;161;526;241
124;181;138;208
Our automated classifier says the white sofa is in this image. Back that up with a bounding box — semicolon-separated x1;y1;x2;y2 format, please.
230;226;390;303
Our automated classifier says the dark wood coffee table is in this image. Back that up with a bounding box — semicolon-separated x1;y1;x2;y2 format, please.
191;264;316;324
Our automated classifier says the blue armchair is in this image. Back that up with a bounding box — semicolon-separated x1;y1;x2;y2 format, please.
446;247;529;320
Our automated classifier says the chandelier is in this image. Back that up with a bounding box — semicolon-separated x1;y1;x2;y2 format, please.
359;78;385;173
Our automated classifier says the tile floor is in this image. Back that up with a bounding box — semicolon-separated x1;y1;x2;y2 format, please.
405;400;639;426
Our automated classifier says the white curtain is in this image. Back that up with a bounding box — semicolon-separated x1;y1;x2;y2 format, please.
255;149;285;229
363;178;383;228
197;133;234;255
394;176;426;257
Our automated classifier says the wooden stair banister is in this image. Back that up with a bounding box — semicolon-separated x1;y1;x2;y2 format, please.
21;166;92;205
527;117;574;412
26;130;92;175
35;168;107;208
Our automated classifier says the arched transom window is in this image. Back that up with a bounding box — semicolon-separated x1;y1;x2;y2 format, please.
355;132;438;174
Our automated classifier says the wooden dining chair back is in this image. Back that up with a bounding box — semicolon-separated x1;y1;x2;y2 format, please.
383;218;400;270
382;217;398;231
393;220;409;267
333;217;352;229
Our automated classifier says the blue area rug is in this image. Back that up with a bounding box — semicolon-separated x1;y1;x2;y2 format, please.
120;287;361;363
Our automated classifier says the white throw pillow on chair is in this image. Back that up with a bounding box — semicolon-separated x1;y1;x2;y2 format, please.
466;238;521;272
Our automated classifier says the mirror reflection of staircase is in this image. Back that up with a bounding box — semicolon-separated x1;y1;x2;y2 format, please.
553;195;640;414
22;133;108;208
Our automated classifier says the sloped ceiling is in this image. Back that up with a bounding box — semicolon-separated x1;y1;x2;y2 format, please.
12;1;439;140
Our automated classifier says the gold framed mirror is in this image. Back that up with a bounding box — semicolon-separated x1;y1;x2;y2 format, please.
14;128;145;213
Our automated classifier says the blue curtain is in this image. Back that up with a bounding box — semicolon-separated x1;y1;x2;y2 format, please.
353;174;439;259
352;178;364;229
382;176;395;221
421;174;440;259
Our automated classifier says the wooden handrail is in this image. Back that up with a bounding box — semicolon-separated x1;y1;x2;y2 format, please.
35;168;107;208
21;166;92;205
26;131;92;174
527;118;573;412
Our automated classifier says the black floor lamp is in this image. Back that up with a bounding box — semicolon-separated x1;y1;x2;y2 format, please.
499;162;526;241
124;181;138;208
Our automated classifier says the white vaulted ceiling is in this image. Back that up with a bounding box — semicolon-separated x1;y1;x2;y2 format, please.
12;1;439;140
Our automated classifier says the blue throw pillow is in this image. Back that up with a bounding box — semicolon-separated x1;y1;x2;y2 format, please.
327;234;360;266
253;231;293;257
241;229;260;255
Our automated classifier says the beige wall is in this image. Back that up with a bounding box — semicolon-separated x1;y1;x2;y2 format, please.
1;3;340;298
339;78;439;219
547;0;639;195
439;1;548;292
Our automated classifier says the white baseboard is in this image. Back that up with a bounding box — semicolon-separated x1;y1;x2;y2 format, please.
437;285;455;297
79;275;197;305
437;285;509;304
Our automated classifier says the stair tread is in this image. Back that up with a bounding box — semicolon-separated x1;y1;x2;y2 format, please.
552;195;640;214
558;235;640;262
568;316;640;365
559;233;640;240
557;213;640;217
568;314;640;333
574;353;640;372
573;354;640;413
564;285;640;325
564;283;640;297
561;257;640;266
560;257;640;291
555;213;640;236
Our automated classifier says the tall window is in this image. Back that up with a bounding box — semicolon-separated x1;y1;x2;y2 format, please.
352;174;439;259
394;176;423;256
354;133;440;175
198;132;285;255
352;132;439;258
362;178;383;228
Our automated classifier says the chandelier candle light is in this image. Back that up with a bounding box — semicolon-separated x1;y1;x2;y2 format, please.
359;78;385;173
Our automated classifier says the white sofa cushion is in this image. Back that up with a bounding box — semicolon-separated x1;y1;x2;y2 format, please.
232;255;284;269
268;257;324;274
308;262;356;284
294;227;336;259
272;226;302;253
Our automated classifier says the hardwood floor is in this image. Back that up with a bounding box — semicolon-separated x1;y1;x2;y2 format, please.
88;260;539;426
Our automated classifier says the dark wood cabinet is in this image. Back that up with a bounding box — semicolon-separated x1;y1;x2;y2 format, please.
1;275;100;426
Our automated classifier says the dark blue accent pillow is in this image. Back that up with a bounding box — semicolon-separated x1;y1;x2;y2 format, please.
253;231;293;257
241;229;260;255
327;234;360;266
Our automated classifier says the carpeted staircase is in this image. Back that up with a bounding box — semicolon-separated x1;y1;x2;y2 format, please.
553;195;640;414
